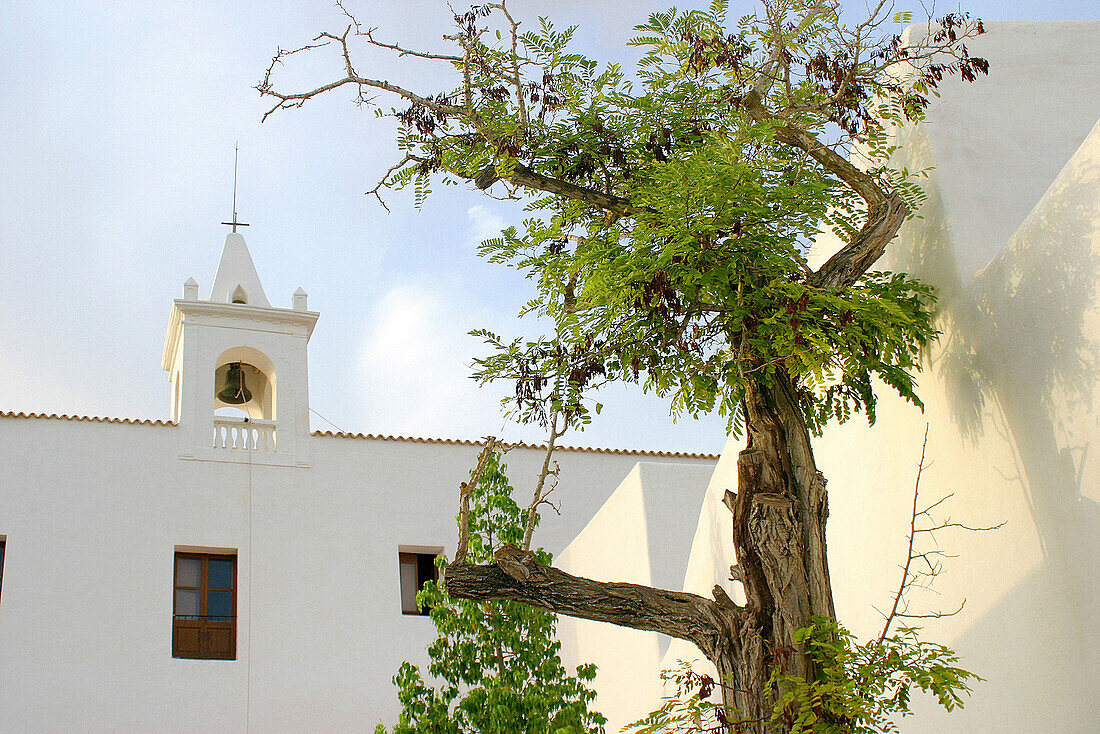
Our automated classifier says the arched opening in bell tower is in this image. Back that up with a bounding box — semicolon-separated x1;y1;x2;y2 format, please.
212;347;277;452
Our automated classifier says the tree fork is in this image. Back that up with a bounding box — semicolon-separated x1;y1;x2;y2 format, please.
443;374;835;732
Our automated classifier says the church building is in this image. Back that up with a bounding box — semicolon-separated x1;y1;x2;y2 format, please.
0;230;718;732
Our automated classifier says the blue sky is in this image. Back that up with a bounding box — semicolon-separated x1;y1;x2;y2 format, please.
1;1;1097;453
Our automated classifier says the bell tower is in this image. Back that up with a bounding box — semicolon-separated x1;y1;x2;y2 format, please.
162;231;319;467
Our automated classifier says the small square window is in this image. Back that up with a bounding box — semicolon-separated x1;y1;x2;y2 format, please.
173;550;237;659
399;550;440;615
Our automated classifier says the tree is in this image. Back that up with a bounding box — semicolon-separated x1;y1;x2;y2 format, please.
377;447;605;734
259;1;988;729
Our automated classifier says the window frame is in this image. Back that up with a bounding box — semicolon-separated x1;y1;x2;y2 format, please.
399;547;442;616
172;550;237;660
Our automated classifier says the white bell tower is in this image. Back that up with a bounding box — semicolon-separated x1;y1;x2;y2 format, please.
162;231;319;467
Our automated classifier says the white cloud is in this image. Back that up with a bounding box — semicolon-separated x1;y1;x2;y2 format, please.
364;285;441;368
356;284;507;439
464;205;507;250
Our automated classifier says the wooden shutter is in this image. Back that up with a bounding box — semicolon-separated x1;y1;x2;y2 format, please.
173;618;202;658
399;551;439;616
206;620;236;659
399;553;420;614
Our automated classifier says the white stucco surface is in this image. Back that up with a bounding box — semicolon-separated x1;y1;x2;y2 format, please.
0;416;713;733
210;232;271;307
556;461;717;732
0;232;717;733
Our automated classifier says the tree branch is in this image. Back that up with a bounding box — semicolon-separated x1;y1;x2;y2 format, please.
260;70;468;122
455;437;499;564
740;90;908;290
879;425;1003;640
880;423;930;641
445;544;742;659
474;162;656;218
522;414;561;550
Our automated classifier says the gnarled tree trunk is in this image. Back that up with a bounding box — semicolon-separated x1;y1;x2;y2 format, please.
445;112;905;730
446;371;835;731
720;375;834;728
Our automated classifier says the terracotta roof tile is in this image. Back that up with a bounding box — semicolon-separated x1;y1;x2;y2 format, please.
309;429;719;460
0;411;175;427
0;411;718;460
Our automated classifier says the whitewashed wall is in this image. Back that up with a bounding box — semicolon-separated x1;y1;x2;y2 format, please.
556;461;717;732
0;416;714;733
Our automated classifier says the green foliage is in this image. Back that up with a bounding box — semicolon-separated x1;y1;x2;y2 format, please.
767;618;980;733
362;0;961;435
376;452;605;734
627;618;980;734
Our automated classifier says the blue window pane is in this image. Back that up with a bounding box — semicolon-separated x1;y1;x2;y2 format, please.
175;589;200;616
208;559;233;589
207;590;232;618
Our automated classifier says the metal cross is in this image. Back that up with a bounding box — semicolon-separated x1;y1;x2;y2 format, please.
221;142;250;232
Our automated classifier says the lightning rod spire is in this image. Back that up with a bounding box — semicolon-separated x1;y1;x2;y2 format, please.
221;142;249;233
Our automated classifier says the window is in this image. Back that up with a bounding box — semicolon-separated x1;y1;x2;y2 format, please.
399;549;440;615
173;551;236;659
0;537;5;605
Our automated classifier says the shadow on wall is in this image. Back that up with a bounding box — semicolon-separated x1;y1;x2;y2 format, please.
888;122;1100;730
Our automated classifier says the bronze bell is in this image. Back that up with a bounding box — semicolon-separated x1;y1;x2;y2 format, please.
217;362;252;405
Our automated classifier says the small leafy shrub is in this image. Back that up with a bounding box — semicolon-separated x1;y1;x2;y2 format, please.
376;452;605;734
629;617;979;734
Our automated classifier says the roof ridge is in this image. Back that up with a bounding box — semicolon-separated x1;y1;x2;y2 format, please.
0;411;719;459
0;411;175;427
309;429;719;460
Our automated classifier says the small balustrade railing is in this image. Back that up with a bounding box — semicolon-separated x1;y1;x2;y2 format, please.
212;418;276;452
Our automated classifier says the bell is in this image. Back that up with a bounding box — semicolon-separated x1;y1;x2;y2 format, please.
217;362;252;405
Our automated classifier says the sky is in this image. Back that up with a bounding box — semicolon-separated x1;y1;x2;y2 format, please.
1;1;1097;454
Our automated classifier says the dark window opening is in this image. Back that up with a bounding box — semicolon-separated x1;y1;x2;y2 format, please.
399;551;439;615
0;539;5;606
173;552;236;659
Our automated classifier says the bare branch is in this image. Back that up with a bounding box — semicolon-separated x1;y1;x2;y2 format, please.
491;1;529;128
881;423;930;641
879;425;1001;640
260;69;466;122
455;437;499;564
895;599;967;620
362;28;463;62
921;519;1006;533
257;23;468;123
522;413;561;550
